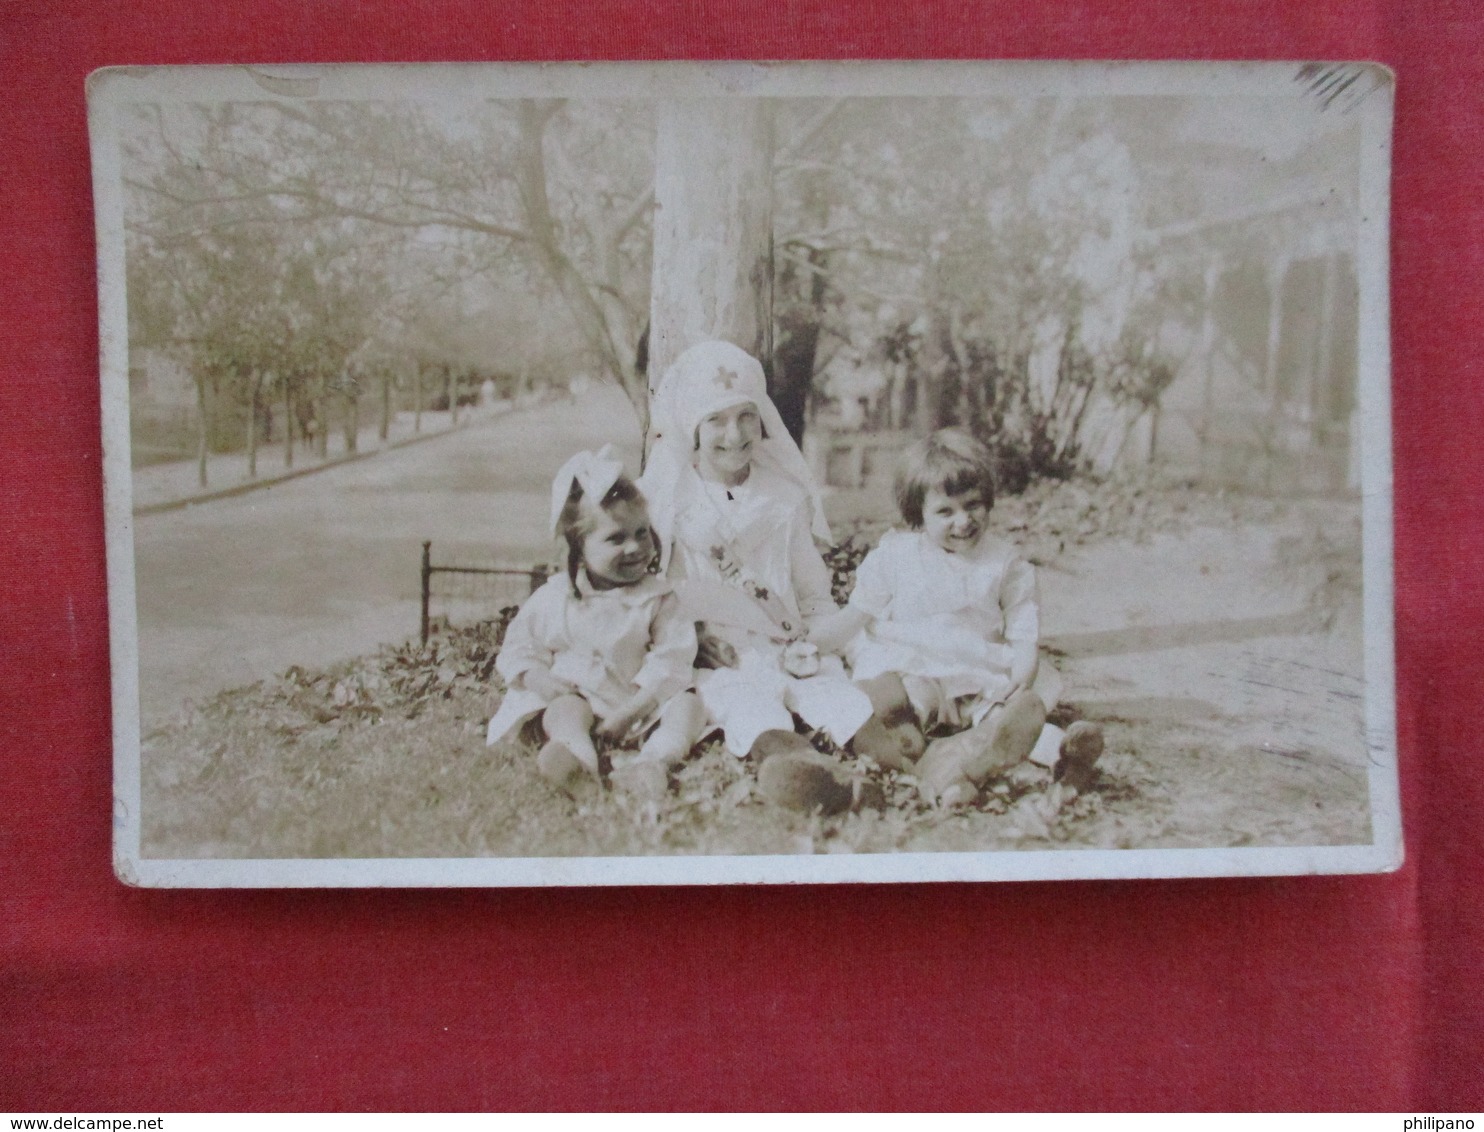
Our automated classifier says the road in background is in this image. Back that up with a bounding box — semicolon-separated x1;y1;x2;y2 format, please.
134;383;643;728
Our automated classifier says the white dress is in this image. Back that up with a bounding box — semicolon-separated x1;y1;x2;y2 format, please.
485;572;697;746
847;529;1055;731
662;464;873;756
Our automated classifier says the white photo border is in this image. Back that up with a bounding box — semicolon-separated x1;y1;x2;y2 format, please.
91;59;1401;887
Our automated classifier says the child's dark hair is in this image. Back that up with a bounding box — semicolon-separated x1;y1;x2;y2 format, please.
894;428;997;529
556;475;656;595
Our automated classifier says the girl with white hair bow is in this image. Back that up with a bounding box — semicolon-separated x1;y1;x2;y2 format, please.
638;340;875;806
486;446;705;798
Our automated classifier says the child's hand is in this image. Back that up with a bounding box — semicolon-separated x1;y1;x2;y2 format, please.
782;640;821;678
522;669;578;702
1007;646;1039;697
695;625;739;670
597;693;658;743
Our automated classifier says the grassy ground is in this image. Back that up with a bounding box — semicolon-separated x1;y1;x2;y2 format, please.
139;473;1371;859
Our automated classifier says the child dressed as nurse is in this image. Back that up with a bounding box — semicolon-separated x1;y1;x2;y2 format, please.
639;340;876;814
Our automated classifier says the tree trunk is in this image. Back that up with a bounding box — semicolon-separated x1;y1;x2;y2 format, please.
315;375;328;458
771;309;819;444
446;365;458;428
916;310;955;435
283;375;295;469
413;362;423;433
648;99;775;447
195;375;209;488
1263;255;1290;401
1057;337;1098;465
886;364;906;431
769;169;831;444
947;303;981;428
245;369;259;479
1261;254;1291;490
379;368;392;442
344;388;358;453
1311;251;1339;443
1196;254;1223;454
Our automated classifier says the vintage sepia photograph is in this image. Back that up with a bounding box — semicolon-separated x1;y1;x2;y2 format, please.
90;61;1399;886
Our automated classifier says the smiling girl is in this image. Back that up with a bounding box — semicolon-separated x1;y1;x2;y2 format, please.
485;446;705;798
817;428;1103;807
639;340;874;813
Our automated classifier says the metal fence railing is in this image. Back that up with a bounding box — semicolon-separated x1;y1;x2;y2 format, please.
419;540;549;645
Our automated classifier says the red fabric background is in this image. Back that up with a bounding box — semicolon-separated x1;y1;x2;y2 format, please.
2;0;1479;1111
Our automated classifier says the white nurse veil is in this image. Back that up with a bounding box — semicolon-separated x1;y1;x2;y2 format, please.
641;340;830;567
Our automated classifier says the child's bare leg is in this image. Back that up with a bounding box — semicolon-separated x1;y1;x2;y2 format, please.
917;689;1047;807
640;692;706;767
538;694;600;792
990;690;1050;775
613;693;707;800
859;673;914;722
849;673;926;772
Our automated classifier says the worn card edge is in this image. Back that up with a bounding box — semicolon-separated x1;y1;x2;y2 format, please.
89;59;1401;889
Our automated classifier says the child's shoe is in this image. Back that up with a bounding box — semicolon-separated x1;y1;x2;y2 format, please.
916;733;985;806
915;689;1047;804
537;741;594;796
752;730;854;815
1054;721;1104;794
933;775;980;809
748;728;815;764
850;715;926;773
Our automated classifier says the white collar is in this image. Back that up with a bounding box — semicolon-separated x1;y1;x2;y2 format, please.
574;570;669;605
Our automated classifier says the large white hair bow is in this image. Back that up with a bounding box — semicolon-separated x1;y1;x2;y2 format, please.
549;444;626;536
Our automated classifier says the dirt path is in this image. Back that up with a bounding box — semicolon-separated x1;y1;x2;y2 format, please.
1045;516;1364;776
949;511;1371;850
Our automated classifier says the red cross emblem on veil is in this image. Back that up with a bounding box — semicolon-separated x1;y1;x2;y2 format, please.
715;366;741;389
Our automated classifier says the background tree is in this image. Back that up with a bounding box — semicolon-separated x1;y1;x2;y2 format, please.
770;96;1198;478
124;98;658;456
124;90;1357;493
